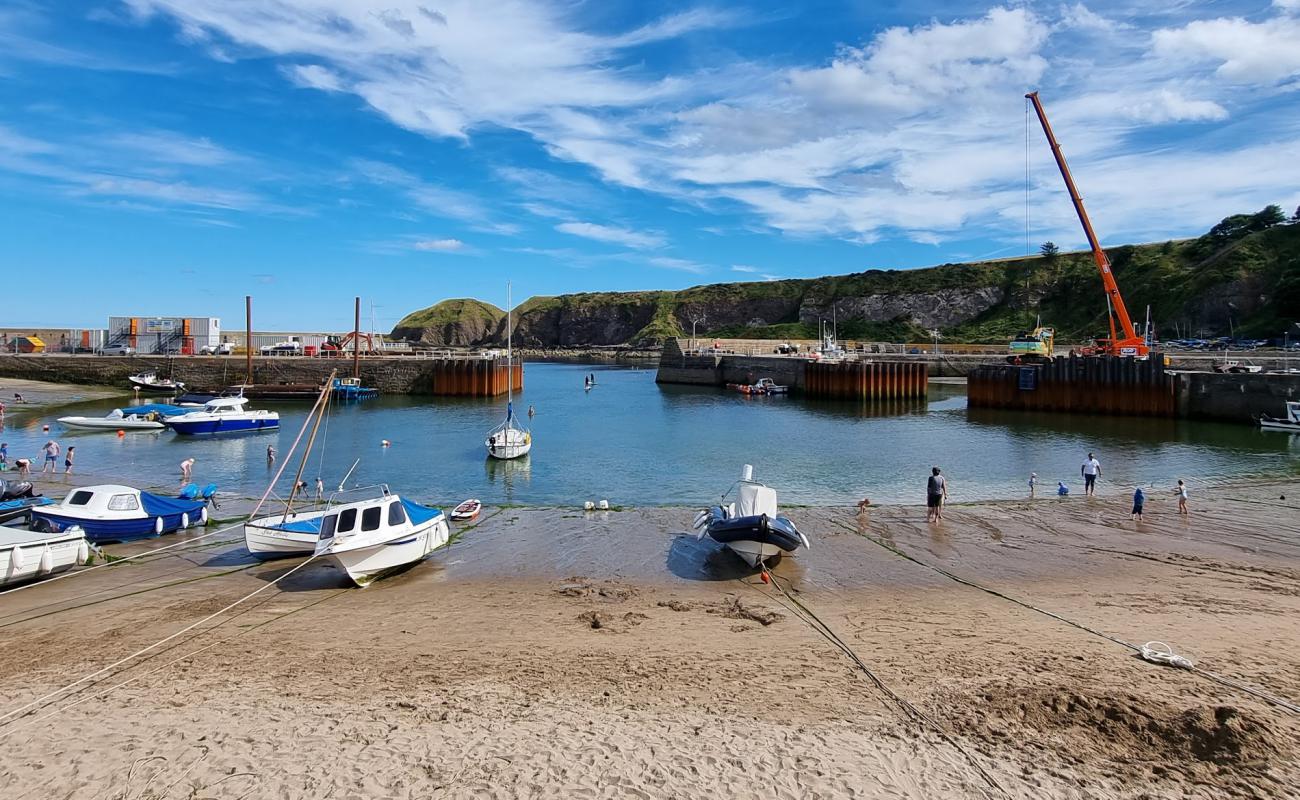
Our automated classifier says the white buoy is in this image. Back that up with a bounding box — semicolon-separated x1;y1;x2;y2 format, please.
154;516;165;535
598;500;609;510
583;501;595;511
38;545;53;575
181;512;190;529
11;546;24;570
741;464;754;482
200;506;209;525
77;540;89;565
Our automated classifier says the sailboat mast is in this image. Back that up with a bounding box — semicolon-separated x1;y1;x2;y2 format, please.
506;281;513;408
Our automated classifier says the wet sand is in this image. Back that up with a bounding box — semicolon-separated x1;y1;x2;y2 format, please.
0;377;124;413
1;484;1298;798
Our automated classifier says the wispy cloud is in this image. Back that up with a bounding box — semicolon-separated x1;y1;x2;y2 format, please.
646;256;706;273
730;264;758;273
412;238;465;251
556;221;665;249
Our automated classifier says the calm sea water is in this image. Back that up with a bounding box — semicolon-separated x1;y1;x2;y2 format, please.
3;362;1297;506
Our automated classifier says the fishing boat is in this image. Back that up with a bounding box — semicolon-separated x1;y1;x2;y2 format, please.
692;465;810;567
30;484;209;543
727;378;789;396
450;498;482;521
313;492;450;586
58;408;165;431
332;376;379;400
245;483;381;557
1;525;88;587
486;282;531;460
128;370;186;394
1259;401;1300;432
165;396;279;435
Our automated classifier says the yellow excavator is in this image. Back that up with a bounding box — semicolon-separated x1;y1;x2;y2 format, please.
1007;325;1054;364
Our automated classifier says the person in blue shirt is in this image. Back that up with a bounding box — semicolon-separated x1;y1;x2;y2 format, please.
1131;487;1145;521
1057;481;1069;496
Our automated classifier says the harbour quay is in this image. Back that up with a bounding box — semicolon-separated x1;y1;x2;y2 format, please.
0;353;521;397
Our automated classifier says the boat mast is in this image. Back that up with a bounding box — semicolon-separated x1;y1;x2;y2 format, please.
353;296;361;380
245;295;253;386
506;281;513;420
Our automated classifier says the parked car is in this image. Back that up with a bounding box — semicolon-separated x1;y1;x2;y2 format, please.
99;344;137;356
260;341;302;356
199;343;233;355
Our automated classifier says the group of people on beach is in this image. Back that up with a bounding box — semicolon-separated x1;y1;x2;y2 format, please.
915;451;1191;524
0;440;73;477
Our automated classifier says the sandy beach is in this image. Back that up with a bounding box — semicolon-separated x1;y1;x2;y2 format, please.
1;482;1298;799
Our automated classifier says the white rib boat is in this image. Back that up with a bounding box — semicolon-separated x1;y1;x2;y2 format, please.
1;525;88;587
312;490;450;586
58;408;166;431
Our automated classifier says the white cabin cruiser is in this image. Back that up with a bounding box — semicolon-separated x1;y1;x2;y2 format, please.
166;396;279;435
311;489;450;586
1;525;88;587
246;485;394;557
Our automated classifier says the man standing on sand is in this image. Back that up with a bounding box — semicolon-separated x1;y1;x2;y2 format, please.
42;440;59;473
926;466;948;523
1081;452;1101;496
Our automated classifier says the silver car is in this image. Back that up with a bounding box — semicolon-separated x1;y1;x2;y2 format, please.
99;344;137;356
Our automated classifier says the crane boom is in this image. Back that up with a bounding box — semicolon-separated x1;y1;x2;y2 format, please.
1025;91;1147;357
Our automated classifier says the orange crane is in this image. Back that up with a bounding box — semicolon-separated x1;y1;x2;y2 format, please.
1026;91;1149;358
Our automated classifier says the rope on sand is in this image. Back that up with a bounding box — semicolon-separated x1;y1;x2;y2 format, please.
748;565;1011;799
833;517;1300;715
0;554;320;733
0;521;247;598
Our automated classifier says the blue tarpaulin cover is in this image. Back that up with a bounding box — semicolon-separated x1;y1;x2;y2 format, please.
401;498;442;526
122;403;189;417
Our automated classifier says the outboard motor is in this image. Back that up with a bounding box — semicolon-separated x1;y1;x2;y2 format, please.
0;480;38;500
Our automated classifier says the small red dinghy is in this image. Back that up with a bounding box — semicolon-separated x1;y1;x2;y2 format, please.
450;498;482;521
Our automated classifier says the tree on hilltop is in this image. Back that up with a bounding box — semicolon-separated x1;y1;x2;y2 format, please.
1039;241;1060;260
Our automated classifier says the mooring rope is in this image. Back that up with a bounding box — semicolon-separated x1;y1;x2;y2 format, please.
832;516;1300;715
746;565;1010;799
0;554;320;730
0;521;246;598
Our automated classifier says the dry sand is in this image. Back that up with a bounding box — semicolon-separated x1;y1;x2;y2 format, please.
0;482;1298;798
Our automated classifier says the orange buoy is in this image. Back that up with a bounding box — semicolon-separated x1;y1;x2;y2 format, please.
760;571;770;584
117;430;125;437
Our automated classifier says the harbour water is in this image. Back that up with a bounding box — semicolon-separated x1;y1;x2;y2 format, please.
2;362;1296;506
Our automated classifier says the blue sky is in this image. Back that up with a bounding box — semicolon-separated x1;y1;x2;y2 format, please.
2;1;1298;331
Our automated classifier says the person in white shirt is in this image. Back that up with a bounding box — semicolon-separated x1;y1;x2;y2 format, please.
1081;452;1101;496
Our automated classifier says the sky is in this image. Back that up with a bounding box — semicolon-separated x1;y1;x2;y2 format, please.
2;0;1298;331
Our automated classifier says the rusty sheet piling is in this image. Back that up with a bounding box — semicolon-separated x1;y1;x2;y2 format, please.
803;360;928;401
429;359;523;397
968;355;1175;417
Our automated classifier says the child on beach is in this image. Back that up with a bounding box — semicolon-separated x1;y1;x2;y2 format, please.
267;445;276;466
315;477;324;501
1057;481;1069;496
1175;480;1188;514
15;457;31;477
180;457;195;482
64;446;75;474
1028;473;1038;498
1131;487;1145;521
0;442;7;470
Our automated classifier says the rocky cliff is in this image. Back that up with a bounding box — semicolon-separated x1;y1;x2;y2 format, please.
391;209;1300;347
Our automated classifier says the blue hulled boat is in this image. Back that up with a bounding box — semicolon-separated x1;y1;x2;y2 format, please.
31;484;209;543
166;396;279;435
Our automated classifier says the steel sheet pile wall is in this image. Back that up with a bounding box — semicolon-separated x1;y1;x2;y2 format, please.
968;356;1174;417
430;359;523;397
803;360;928;400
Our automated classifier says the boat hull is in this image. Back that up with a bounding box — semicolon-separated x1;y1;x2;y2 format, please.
326;516;449;587
1;528;87;587
32;506;204;543
1259;418;1300;432
58;417;165;431
704;512;806;566
169;416;280;435
244;515;322;557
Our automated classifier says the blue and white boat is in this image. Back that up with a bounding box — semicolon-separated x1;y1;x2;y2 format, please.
31;484;209;543
166;396;279;435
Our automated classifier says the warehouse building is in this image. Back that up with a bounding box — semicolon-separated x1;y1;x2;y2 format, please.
106;316;221;355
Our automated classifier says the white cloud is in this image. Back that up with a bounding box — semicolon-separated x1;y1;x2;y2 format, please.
646;256;705;273
286;63;344;92
1059;3;1126;32
730;264;758;272
412;238;465;251
1152;16;1300;82
555;221;665;249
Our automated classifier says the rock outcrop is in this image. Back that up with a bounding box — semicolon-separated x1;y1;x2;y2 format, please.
390;299;503;346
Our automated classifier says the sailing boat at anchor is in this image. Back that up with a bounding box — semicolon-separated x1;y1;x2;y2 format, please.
486;282;531;460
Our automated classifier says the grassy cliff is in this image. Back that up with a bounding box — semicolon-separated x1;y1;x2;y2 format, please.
391;208;1300;346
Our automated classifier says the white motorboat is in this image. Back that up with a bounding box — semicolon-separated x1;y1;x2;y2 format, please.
692;465;810;567
486;282;531;460
129;370;186;393
246;484;389;557
1259;401;1300;432
166;396;279;435
32;484;209;543
58;408;165;431
1;525;88;587
312;490;450;586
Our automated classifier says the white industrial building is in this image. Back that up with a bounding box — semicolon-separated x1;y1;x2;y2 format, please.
106;316;221;355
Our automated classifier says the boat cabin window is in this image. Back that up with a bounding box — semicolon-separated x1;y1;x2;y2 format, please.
361;506;382;531
108;494;140;511
320;514;337;540
388;501;407;526
338;508;357;533
68;490;94;506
